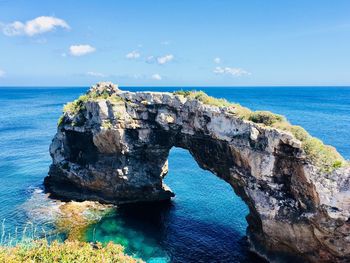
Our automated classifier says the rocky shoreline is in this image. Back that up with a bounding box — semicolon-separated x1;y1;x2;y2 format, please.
45;82;350;262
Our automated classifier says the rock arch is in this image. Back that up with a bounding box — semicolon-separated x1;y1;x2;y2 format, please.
45;83;350;262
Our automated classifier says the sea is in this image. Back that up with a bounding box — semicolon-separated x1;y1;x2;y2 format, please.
0;86;349;262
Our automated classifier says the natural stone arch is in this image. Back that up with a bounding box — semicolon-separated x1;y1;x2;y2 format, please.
45;83;350;263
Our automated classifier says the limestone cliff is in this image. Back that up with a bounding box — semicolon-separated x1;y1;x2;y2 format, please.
45;82;350;263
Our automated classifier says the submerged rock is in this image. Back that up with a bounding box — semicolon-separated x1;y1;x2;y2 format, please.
22;187;112;241
55;201;113;241
45;82;350;262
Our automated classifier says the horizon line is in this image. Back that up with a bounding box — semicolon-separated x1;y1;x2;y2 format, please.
1;85;350;88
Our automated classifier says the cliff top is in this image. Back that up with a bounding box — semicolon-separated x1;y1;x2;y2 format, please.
60;82;347;173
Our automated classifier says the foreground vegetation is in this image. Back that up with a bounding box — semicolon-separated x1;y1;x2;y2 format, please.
173;90;346;172
0;240;142;263
0;201;133;262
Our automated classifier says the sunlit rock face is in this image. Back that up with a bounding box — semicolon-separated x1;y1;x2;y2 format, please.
45;82;350;263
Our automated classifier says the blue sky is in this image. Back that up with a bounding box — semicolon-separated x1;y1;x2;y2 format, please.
0;0;350;86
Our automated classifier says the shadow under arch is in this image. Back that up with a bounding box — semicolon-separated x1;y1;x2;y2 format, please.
85;147;267;263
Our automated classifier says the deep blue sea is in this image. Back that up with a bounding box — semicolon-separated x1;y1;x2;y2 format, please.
0;86;349;262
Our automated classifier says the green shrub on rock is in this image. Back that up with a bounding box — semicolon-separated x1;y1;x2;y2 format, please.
273;122;345;171
302;137;345;172
101;120;113;129
57;115;65;126
289;125;309;142
248;111;285;126
60;89;124;127
228;104;252;120
173;90;192;97
63;94;89;115
174;90;231;107
173;89;346;171
0;240;142;263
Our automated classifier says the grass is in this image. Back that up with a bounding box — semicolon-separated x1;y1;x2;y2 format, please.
273;122;345;172
302;137;344;170
248;111;285;126
101;120;113;129
0;240;142;263
62;91;123;116
0;219;52;248
0;202;132;262
63;94;89;115
174;90;232;107
89;91;124;103
59;83;124;130
173;90;346;172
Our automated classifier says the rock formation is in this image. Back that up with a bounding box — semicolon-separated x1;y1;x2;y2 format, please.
45;82;350;262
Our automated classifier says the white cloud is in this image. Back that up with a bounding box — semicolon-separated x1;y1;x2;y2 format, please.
126;50;140;59
69;44;96;56
214;57;221;64
145;54;174;65
0;69;5;77
1;16;69;36
157;54;174;65
151;73;162;80
214;66;251;77
86;71;106;77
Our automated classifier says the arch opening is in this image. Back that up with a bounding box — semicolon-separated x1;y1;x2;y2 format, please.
84;147;264;263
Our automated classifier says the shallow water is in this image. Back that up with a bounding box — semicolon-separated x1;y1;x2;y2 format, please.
84;148;254;262
0;86;349;262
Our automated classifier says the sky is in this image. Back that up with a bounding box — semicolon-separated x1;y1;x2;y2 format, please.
0;0;350;86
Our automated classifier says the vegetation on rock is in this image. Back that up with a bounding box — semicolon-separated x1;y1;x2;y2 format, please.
58;86;346;172
248;111;285;126
0;240;142;263
55;201;113;241
63;94;89;115
101;120;113;129
174;90;346;171
57;115;65;126
174;90;232;107
62;82;122;116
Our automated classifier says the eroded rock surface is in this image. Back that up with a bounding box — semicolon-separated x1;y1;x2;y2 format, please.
45;82;350;262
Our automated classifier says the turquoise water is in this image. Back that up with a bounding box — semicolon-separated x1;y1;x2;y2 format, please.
0;87;350;262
